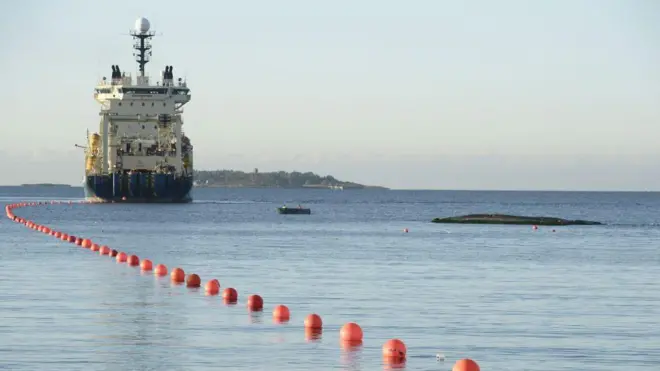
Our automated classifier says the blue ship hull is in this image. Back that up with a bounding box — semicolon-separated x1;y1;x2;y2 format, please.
84;173;193;203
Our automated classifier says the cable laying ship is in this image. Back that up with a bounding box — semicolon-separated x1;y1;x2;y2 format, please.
83;17;193;203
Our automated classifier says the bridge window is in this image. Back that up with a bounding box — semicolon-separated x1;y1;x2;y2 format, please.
122;88;168;94
172;88;190;95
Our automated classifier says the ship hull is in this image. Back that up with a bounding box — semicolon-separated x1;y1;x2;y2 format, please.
84;173;193;203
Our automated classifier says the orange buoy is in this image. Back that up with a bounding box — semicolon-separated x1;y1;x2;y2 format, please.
154;264;168;276
204;279;220;295
272;304;290;322
222;288;238;303
453;359;480;371
304;313;323;329
170;267;185;283
75;237;83;246
54;231;62;238
116;252;128;263
140;259;153;271
382;338;407;360
186;273;201;288
99;246;110;255
90;243;100;252
82;239;92;248
340;322;363;342
127;255;139;266
247;294;263;311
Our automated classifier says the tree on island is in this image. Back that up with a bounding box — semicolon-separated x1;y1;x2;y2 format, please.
192;169;385;189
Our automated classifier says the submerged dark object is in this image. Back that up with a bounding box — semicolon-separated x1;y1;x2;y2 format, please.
277;206;311;215
431;213;602;226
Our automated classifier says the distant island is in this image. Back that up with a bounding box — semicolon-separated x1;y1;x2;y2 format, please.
193;169;388;190
20;183;72;187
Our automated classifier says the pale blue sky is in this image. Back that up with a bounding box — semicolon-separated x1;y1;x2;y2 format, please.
1;0;658;190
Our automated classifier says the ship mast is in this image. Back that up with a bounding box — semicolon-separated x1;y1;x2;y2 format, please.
129;17;155;77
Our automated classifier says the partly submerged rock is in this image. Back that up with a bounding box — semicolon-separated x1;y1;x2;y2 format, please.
431;213;602;226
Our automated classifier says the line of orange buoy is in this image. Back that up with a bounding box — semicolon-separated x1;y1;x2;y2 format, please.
5;200;481;370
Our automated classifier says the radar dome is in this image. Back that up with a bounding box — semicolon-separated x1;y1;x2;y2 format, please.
135;17;150;33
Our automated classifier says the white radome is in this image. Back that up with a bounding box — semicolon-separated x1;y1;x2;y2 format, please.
135;17;150;33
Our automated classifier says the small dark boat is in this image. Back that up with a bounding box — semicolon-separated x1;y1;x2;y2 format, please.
277;205;311;215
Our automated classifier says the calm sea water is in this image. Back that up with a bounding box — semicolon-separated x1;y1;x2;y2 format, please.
1;186;659;370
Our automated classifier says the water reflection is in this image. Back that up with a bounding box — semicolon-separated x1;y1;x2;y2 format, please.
270;334;286;344
273;317;289;325
94;283;188;369
340;340;363;352
305;327;322;342
340;340;363;371
248;312;263;324
382;359;406;370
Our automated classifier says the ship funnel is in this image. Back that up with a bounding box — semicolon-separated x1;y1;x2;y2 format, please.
111;65;123;79
162;66;173;85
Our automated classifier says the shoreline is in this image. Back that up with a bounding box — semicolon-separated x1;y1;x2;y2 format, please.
3;185;660;193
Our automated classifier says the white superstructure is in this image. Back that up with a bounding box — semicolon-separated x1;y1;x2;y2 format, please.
85;17;193;177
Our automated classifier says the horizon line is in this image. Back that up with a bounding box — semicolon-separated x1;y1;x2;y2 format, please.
3;184;660;193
